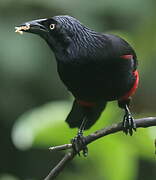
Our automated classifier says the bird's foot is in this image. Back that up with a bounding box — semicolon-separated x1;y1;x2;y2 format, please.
71;132;88;157
123;112;136;136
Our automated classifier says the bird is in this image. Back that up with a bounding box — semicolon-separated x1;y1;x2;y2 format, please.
15;15;139;154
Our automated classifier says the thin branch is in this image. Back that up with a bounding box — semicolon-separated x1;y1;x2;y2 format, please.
44;117;156;180
44;151;76;180
49;144;72;151
85;117;156;144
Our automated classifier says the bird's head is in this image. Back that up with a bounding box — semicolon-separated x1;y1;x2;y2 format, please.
15;15;90;53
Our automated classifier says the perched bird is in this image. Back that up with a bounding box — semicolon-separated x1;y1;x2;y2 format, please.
15;15;139;138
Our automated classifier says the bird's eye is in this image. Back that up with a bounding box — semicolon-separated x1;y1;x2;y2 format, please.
49;24;55;30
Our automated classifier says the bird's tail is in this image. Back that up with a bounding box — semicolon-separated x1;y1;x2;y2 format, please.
65;100;107;130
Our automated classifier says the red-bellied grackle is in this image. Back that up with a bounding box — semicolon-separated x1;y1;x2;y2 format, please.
15;15;139;155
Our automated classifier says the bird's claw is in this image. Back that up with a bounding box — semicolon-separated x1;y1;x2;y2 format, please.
71;133;88;157
123;113;136;136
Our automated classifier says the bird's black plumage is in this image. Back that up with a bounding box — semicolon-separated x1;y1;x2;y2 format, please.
16;15;139;133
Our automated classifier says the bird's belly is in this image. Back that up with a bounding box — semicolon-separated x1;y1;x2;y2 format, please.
71;77;133;101
57;62;135;101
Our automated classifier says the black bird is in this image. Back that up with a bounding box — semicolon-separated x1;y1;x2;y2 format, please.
15;15;139;148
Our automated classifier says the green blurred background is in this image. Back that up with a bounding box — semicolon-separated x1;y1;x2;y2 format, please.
0;0;156;180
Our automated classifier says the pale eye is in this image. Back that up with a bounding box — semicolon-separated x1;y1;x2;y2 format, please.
49;24;55;30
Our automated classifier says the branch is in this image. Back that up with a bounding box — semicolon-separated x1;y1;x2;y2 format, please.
44;117;156;180
49;144;72;151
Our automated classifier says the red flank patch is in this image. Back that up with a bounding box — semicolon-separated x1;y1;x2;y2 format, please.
77;100;96;107
120;54;133;60
120;70;139;100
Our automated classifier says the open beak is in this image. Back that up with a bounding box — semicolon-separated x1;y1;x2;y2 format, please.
15;19;48;35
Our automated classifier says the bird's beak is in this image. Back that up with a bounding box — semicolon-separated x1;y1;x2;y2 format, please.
15;19;48;35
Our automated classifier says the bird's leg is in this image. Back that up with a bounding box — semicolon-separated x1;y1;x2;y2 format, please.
123;104;136;135
118;98;136;135
71;117;88;156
